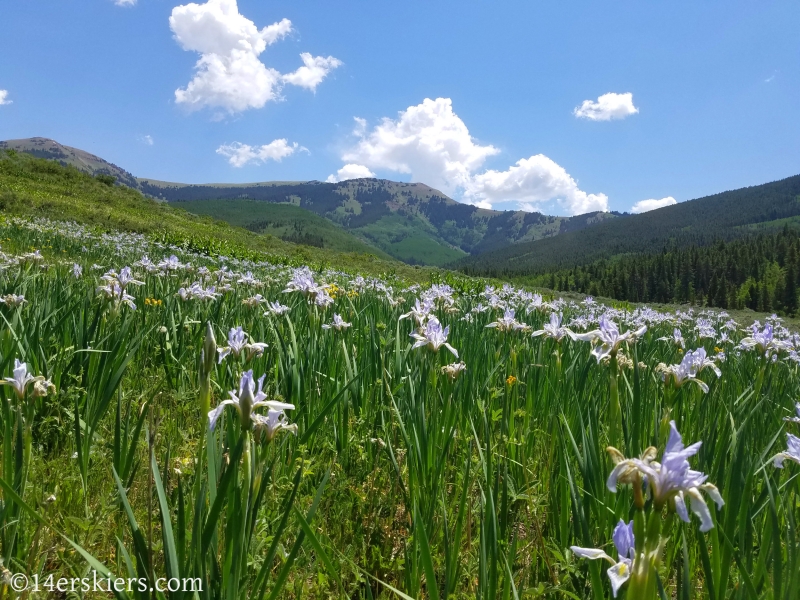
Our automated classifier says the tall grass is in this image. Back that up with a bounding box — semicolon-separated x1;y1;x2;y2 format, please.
0;215;798;598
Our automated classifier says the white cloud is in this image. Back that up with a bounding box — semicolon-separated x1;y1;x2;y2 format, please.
342;98;499;194
574;92;639;121
170;0;340;113
138;134;154;146
326;163;375;183
282;53;342;90
216;139;301;167
331;97;606;215
469;155;609;214
0;90;11;105
630;196;677;214
114;0;137;6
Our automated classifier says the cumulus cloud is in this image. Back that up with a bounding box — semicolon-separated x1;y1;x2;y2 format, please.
216;139;301;167
574;92;639;121
342;98;499;194
114;0;137;6
170;0;340;113
138;134;154;146
469;155;608;214
630;196;677;214
326;163;375;183
0;90;11;105
330;98;606;215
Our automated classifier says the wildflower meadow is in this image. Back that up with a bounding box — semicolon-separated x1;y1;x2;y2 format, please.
0;215;799;599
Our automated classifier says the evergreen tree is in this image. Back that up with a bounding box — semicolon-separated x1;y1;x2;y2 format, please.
784;244;798;315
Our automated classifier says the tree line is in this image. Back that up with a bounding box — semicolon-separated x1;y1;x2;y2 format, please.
523;227;800;316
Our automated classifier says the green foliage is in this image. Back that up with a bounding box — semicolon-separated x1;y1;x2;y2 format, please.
95;174;116;187
355;214;467;266
0;214;798;599
173;198;393;258
519;228;800;316
0;137;141;188
461;174;800;276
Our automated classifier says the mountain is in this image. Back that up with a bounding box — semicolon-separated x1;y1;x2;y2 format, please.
0;137;139;188
459;173;800;277
0;149;428;281
1;137;621;266
143;178;621;266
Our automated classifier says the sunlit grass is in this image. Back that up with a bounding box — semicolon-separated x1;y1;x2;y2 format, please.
0;214;797;599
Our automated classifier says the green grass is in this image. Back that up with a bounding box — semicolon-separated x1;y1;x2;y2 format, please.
0;150;434;282
1;149;799;600
1;216;798;599
354;214;468;266
738;214;800;232
170;198;393;259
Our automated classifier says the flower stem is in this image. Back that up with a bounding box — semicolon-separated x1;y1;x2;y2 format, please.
608;357;622;449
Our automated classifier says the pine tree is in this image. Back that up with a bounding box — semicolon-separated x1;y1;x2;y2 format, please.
760;282;771;313
714;277;728;308
784;244;798;315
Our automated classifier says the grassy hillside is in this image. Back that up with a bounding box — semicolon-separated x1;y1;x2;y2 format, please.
0;150;432;280
0;137;139;187
1;138;621;266
171;198;393;259
460;173;800;276
355;213;468;264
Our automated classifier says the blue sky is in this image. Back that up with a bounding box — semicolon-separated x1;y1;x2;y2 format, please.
0;0;798;215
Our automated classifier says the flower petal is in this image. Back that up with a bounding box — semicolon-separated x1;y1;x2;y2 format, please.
571;330;600;342
606;461;632;492
208;399;238;431
263;400;295;412
607;559;632;598
687;488;715;532
570;547;613;562
674;491;690;523
700;483;725;509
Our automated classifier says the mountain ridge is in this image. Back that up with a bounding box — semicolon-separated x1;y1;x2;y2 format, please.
459;173;800;277
159;177;620;265
0;137;621;266
0;137;140;188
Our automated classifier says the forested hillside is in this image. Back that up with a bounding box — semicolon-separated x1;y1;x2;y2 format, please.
521;227;800;315
460;174;800;275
